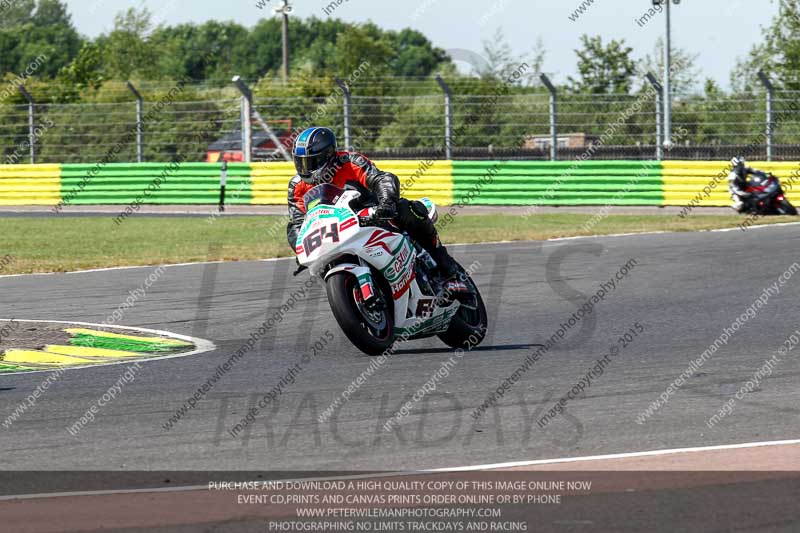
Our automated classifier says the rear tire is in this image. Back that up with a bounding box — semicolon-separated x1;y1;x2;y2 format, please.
777;198;798;216
437;264;488;350
326;273;394;356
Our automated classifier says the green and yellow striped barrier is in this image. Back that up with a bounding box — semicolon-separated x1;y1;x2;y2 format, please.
1;160;798;207
662;160;800;207
0;164;61;205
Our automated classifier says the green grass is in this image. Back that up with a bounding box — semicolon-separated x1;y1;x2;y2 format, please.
0;214;795;274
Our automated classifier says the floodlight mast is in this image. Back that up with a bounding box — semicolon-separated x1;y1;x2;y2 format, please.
274;0;293;84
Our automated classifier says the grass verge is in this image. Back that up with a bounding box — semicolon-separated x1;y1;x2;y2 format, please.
0;214;795;274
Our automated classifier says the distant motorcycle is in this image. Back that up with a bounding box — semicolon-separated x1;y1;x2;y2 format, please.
295;183;487;355
742;172;797;216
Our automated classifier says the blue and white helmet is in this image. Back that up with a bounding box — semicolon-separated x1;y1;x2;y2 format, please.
293;127;337;184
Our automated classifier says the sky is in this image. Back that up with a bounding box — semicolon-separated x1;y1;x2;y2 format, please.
64;0;780;90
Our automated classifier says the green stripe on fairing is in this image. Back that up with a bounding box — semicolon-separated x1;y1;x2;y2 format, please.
68;333;192;353
380;238;412;278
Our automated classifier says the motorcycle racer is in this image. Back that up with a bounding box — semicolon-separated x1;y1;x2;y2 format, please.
728;156;768;213
286;127;466;292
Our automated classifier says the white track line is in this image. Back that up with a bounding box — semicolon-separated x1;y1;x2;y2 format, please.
5;220;797;279
1;438;798;501
0;256;294;279
0;319;215;376
3;220;799;280
430;437;800;472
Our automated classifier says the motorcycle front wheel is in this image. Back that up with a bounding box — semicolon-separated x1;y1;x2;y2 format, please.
326;273;395;356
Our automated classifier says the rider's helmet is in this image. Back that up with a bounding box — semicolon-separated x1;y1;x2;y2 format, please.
731;156;746;177
293;127;338;185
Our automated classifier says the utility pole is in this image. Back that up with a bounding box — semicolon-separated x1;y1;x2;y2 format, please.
274;0;293;84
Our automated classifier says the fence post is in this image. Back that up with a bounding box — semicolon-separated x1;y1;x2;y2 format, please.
435;75;453;160
18;85;36;164
219;160;227;212
233;76;291;162
757;70;775;161
646;72;664;161
232;76;253;163
539;73;558;161
334;77;352;151
126;81;144;163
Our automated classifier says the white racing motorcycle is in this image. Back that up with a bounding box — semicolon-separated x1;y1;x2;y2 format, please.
295;183;487;355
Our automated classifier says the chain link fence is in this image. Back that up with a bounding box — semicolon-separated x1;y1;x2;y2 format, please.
2;77;799;164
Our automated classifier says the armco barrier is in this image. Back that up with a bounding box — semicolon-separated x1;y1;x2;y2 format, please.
250;160;453;206
60;162;252;205
2;160;800;208
0;164;61;205
453;160;663;205
663;160;800;207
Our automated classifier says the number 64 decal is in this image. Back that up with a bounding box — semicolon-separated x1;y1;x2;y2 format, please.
303;222;340;254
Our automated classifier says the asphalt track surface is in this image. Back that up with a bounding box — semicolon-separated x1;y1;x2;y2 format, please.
2;223;799;476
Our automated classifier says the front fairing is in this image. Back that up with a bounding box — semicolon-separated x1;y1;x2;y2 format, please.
295;192;361;269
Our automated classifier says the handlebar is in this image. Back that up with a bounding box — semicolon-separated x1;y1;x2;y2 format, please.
358;215;395;227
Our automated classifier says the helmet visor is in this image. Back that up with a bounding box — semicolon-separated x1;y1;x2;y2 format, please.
294;152;330;177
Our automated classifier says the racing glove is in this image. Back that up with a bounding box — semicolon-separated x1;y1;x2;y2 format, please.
375;198;398;219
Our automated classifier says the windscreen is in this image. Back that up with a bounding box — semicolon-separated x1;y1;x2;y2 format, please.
302;183;344;211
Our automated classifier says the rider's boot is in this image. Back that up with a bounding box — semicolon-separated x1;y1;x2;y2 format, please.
398;198;470;298
426;238;470;297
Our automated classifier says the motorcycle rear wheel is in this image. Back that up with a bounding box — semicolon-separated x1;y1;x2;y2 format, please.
326;272;395;356
777;199;798;216
437;263;488;350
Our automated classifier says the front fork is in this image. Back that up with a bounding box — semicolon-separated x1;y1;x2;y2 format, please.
324;262;383;311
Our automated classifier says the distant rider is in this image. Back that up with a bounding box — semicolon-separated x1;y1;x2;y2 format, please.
728;156;768;213
286;127;466;292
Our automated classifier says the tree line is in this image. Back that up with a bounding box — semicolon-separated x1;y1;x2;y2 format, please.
1;0;799;162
